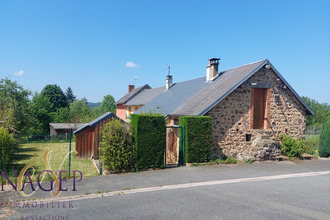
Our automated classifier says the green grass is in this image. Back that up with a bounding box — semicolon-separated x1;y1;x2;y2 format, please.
2;142;98;184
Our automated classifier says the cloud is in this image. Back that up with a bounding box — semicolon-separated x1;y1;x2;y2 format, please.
13;70;24;76
125;61;140;68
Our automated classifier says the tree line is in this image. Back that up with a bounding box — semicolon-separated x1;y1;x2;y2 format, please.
0;78;116;135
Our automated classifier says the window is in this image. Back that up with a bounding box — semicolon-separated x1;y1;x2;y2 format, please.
250;88;271;129
174;119;179;126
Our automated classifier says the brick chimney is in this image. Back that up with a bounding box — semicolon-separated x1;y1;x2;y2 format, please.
128;85;135;92
206;58;220;81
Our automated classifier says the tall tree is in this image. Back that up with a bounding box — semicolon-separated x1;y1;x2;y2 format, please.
0;78;31;134
302;96;330;126
99;95;116;114
65;86;76;104
29;93;54;134
69;98;93;123
40;84;68;112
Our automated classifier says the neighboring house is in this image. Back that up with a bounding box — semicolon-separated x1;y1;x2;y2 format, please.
116;85;166;121
74;112;120;159
117;58;313;161
49;123;86;135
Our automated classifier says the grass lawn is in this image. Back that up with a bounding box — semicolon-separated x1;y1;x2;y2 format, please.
2;142;98;183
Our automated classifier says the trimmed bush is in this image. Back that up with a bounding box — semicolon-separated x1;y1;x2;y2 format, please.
130;114;165;170
0;127;17;170
319;119;330;157
179;116;212;163
99;120;135;172
280;135;304;158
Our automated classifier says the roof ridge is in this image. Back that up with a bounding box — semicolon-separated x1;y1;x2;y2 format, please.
220;59;266;73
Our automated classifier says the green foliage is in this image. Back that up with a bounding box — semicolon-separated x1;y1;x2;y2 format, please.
319;119;330;157
65;87;76;104
130;114;165;170
280;135;305;158
40;84;68;112
179;116;212;163
69;98;93;123
304;136;319;155
0;127;17;170
302;96;330;127
99;95;116;114
29;93;54;134
0;78;31;134
99;120;135;172
53;107;71;123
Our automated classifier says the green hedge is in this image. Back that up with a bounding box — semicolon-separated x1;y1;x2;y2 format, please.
179;116;212;163
130;114;165;170
319;119;330;157
0;127;17;170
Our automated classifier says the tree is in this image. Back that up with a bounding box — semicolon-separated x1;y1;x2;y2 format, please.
302;96;330;127
65;86;76;104
54;107;71;123
40;84;68;112
69;98;93;123
99;95;116;114
0;78;31;134
29;93;54;134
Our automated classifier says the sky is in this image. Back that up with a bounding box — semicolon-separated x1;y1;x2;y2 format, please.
0;0;329;104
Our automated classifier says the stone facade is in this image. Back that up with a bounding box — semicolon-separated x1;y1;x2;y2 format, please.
206;66;306;161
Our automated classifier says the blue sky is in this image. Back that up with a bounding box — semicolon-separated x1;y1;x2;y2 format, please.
1;0;329;103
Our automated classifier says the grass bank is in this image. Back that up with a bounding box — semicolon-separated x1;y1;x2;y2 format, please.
2;142;98;183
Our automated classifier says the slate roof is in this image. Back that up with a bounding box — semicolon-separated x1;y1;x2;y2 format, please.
74;112;121;135
125;86;166;106
49;123;86;130
131;59;313;117
134;77;206;115
116;84;151;105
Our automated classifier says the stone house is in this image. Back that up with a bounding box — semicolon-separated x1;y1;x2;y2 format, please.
116;58;313;162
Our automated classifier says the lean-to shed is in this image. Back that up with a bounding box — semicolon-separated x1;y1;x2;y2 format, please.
74;112;120;159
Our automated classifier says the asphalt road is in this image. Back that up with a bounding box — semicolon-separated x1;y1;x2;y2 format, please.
1;159;330;219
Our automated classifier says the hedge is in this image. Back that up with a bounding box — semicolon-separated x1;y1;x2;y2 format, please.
0;127;17;170
319;119;330;157
179;116;212;163
130;114;166;170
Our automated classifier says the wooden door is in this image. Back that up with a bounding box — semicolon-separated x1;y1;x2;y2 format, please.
253;88;266;129
166;127;179;165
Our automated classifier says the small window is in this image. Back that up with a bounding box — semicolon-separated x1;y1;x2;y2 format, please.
174;119;179;126
246;134;252;142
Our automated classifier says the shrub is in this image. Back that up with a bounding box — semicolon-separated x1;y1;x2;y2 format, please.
179;116;212;164
280;135;304;158
319;119;330;157
0;127;17;170
99;120;135;172
130;114;166;170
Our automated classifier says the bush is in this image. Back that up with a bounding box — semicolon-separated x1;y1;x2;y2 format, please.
0;127;17;170
319;119;330;157
130;114;166;170
280;135;304;158
179;116;212;163
99;120;135;172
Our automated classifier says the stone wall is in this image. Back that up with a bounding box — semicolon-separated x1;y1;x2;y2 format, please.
205;66;307;161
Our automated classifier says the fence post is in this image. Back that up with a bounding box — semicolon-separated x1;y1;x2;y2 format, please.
68;129;72;178
100;134;103;175
182;125;185;166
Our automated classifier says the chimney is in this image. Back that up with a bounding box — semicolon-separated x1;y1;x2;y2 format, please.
166;75;173;90
128;85;135;92
206;58;220;81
